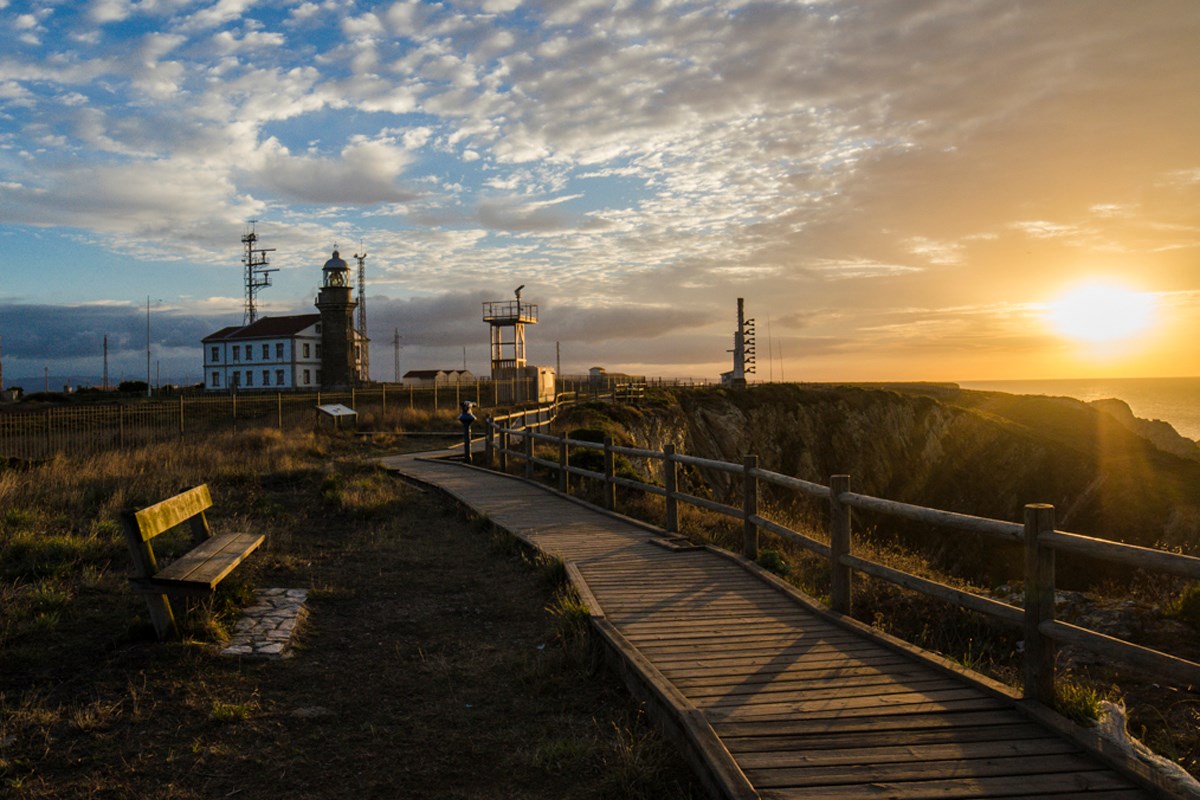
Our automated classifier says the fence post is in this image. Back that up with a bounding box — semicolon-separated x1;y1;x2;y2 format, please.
829;474;852;615
484;416;494;467
743;455;759;560
603;436;616;511
558;434;568;493
524;430;534;479
664;444;678;533
499;427;508;471
119;404;125;449
179;395;185;437
1024;503;1057;706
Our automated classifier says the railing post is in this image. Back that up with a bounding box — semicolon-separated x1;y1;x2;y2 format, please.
484;416;494;468
277;392;283;429
1024;503;1057;706
664;444;678;533
829;474;852;615
558;434;568;493
499;427;508;472
603;436;616;511
524;429;534;479
743;454;759;560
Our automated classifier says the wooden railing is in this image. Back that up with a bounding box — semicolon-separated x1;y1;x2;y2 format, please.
481;419;1200;707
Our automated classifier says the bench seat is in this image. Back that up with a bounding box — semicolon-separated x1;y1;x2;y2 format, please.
132;532;265;594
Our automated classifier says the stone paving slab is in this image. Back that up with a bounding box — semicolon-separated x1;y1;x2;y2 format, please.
221;588;308;659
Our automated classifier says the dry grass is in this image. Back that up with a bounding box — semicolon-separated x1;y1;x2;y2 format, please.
0;428;698;799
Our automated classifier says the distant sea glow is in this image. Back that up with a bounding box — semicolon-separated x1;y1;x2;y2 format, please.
959;376;1200;441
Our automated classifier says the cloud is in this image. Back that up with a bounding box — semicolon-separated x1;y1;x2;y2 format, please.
0;2;1198;381
247;136;419;204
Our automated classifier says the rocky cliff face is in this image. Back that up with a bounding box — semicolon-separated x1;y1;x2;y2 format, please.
1090;398;1200;463
558;384;1200;585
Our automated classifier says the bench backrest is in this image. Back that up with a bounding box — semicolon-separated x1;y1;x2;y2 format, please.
126;484;213;543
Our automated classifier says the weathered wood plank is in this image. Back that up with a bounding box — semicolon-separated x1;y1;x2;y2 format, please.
151;531;264;590
748;753;1108;789
706;694;1010;723
683;674;959;701
130;484;213;541
737;736;1078;770
759;770;1133;799
722;721;1047;753
693;679;976;710
714;708;1032;739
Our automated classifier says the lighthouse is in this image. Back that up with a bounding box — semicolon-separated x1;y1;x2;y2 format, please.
316;250;358;389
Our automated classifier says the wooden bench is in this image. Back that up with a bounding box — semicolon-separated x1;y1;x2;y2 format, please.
120;484;264;641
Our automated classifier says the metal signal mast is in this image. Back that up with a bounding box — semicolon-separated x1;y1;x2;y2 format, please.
726;297;756;387
241;222;277;325
353;246;369;381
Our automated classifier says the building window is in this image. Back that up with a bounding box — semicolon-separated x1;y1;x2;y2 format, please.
275;369;285;386
246;371;253;387
210;346;219;363
262;344;270;359
315;344;321;358
232;345;240;362
316;370;322;385
232;372;240;387
303;369;310;385
275;342;284;360
211;372;220;387
303;343;311;358
262;369;270;386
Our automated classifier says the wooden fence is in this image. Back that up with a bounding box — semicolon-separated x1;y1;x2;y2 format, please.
482;416;1200;708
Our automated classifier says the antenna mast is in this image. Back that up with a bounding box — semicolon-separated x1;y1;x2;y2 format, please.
393;328;401;383
241;222;277;325
353;246;369;381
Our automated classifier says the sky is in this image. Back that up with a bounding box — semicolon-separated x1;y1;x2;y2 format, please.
1;0;1198;388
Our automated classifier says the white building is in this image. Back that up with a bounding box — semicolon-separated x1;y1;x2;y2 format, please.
202;314;365;392
402;369;475;388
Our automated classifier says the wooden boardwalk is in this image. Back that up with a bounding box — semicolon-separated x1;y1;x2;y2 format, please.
381;453;1158;800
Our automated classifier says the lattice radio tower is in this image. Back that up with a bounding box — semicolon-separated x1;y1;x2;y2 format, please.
241;222;277;325
353;245;369;380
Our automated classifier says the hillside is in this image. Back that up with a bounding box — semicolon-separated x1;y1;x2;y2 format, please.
556;384;1200;585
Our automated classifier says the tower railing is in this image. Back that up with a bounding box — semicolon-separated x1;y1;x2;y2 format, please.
482;301;538;324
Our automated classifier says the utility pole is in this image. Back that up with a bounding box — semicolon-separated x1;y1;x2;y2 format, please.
146;295;151;398
393;328;401;382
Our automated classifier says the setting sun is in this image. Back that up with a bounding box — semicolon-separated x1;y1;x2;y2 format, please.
1047;282;1157;344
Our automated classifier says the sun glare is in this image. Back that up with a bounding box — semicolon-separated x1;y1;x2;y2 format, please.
1047;282;1156;344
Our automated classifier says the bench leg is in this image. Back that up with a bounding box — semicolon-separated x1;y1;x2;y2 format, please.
145;593;179;641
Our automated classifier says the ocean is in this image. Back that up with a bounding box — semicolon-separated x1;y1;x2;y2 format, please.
959;376;1200;442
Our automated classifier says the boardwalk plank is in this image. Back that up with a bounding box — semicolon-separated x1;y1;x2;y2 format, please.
749;754;1108;788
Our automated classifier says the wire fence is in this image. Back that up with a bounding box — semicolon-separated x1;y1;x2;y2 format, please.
0;384;466;462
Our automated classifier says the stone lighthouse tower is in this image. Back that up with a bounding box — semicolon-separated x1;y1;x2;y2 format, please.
316;250;358;389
